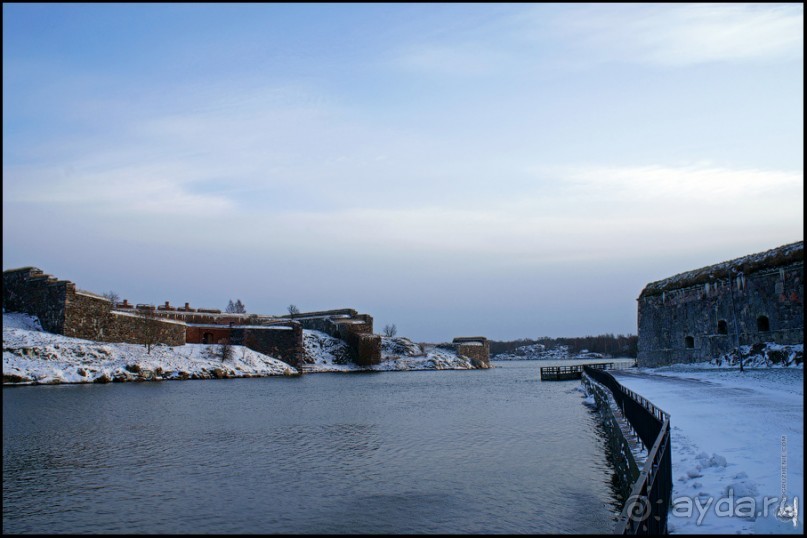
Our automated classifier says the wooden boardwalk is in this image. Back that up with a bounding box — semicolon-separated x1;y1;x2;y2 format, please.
540;362;624;381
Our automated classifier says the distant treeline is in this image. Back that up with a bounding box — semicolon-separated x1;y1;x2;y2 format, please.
490;334;638;358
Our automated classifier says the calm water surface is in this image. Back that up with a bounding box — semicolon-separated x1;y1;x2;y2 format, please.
3;360;628;533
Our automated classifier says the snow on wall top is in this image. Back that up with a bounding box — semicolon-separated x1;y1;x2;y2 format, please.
640;241;803;298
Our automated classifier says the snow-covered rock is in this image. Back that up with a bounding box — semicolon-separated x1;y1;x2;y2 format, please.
303;330;352;365
381;336;423;358
711;343;803;368
494;343;570;361
300;330;482;373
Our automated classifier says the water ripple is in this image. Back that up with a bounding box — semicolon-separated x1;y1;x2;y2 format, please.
4;366;619;533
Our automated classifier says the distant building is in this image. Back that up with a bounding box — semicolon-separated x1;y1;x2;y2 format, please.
637;241;803;367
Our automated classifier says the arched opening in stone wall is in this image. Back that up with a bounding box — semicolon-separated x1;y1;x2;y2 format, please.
203;332;214;344
717;320;728;335
757;316;770;332
685;336;695;349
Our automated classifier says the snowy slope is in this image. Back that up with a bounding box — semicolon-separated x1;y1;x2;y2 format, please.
3;313;296;383
3;314;485;384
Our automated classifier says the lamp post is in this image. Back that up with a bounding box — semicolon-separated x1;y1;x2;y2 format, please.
728;268;743;372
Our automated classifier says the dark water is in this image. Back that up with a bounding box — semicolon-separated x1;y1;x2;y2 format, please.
3;360;624;534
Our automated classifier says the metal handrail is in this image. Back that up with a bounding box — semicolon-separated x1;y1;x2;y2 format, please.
583;366;672;534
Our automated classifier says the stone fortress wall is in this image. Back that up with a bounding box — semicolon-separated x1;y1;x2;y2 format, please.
2;267;186;346
283;310;381;366
3;267;489;367
637;241;803;367
450;337;490;366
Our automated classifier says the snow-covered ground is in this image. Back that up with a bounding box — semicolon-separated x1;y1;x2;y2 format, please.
3;313;485;384
602;363;803;534
302;330;484;373
3;312;296;383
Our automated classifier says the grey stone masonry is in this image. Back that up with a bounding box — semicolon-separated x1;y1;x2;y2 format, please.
637;241;803;366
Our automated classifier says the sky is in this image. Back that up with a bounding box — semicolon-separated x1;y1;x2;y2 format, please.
3;3;804;343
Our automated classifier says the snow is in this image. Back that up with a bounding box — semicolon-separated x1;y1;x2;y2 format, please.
2;311;43;331
301;330;484;373
602;363;803;534
494;343;569;360
3;313;487;384
3;313;296;383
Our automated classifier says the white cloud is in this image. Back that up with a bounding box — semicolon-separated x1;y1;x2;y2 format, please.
533;3;804;67
4;162;235;216
545;163;803;201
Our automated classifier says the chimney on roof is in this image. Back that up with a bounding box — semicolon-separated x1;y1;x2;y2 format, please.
185;302;190;310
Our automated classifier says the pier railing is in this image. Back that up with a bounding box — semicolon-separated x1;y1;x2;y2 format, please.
583;366;672;535
539;361;635;381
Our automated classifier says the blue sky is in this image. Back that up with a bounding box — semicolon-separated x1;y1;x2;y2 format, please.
3;3;803;342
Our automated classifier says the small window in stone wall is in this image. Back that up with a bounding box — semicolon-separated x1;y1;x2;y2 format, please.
685;336;695;349
757;316;770;332
717;320;728;335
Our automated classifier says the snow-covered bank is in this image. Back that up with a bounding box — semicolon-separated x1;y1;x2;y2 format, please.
3;313;486;385
3;313;296;383
302;330;486;373
605;363;803;534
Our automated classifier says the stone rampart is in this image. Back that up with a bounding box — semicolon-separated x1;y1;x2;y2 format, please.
232;324;304;368
294;310;380;364
3;267;186;346
3;269;402;369
3;267;70;334
452;337;490;365
106;311;186;346
638;242;803;366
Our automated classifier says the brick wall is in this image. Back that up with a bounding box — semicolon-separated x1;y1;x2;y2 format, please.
186;325;233;345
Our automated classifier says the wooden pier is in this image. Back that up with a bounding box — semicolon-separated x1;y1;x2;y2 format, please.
540;362;623;381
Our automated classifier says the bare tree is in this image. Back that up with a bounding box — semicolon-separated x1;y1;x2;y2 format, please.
383;324;397;337
226;299;246;313
287;304;300;318
218;337;234;362
137;306;162;354
103;291;120;307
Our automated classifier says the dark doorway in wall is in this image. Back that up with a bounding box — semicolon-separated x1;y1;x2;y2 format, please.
685;336;695;348
757;316;770;332
203;332;214;344
717;320;728;334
